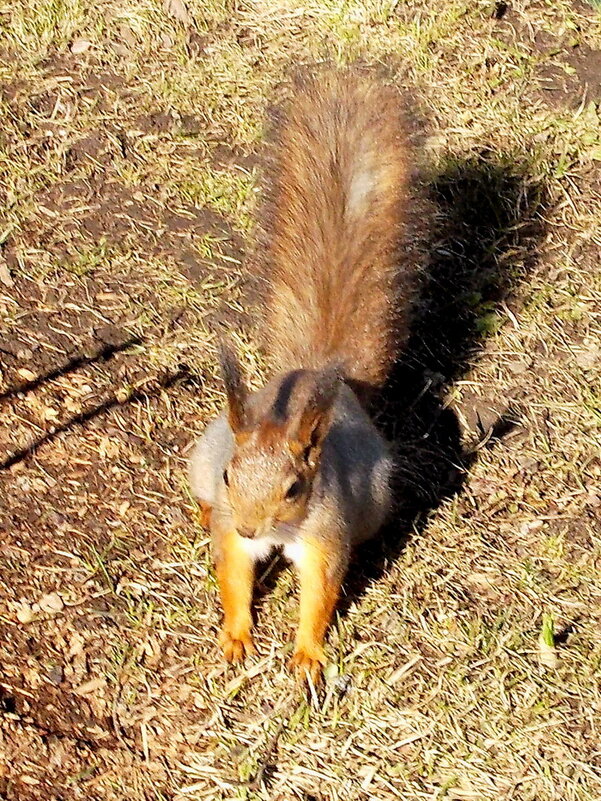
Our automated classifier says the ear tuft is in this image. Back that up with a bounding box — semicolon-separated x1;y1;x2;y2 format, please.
218;341;248;434
294;369;340;467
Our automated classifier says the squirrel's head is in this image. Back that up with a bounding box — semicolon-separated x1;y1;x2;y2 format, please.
219;346;338;539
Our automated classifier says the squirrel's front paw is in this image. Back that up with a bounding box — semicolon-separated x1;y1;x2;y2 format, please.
290;646;325;684
219;627;255;663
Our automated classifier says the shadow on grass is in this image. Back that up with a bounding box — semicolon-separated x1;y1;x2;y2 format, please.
341;149;550;613
0;336;143;403
0;366;193;470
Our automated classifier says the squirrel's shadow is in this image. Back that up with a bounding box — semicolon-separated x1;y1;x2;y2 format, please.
339;150;549;616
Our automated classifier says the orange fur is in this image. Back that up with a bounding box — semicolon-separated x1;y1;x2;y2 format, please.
257;417;286;447
259;68;410;391
290;536;343;682
215;529;256;662
196;500;212;530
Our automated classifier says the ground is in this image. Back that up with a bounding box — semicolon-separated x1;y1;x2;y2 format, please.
1;1;601;799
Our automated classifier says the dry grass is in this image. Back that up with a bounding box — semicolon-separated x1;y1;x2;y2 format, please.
1;1;601;799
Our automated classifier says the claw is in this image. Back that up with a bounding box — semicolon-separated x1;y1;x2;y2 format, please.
289;647;325;684
219;628;255;663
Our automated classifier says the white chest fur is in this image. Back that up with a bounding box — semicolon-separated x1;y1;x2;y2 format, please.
238;530;304;566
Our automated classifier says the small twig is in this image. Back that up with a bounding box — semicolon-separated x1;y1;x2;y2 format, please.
111;679;133;752
224;705;293;790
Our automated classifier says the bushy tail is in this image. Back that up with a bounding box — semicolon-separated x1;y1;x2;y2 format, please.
258;67;411;391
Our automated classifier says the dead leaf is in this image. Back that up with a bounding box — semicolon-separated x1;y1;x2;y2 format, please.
20;776;40;786
43;407;59;421
71;39;92;54
163;0;190;25
17;368;36;382
575;342;599;371
63;397;81;414
519;518;545;536
74;677;106;695
538;614;558;670
16;603;35;624
386;654;423;685
67;632;86;660
538;637;558;669
586;488;600;508
118;500;131;516
38;592;64;613
0;256;13;287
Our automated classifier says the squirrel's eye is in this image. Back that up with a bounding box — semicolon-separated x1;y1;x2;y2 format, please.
223;469;229;487
285;479;302;501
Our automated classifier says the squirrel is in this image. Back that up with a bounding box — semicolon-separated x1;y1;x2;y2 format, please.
189;67;411;682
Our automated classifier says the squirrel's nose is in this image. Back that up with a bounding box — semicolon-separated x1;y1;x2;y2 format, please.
237;525;255;539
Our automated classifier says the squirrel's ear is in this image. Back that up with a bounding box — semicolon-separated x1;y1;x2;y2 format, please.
219;342;248;436
291;372;339;468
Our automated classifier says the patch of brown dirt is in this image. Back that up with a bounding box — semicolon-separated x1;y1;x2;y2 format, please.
493;5;601;107
0;51;247;798
0;366;219;798
537;42;601;105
